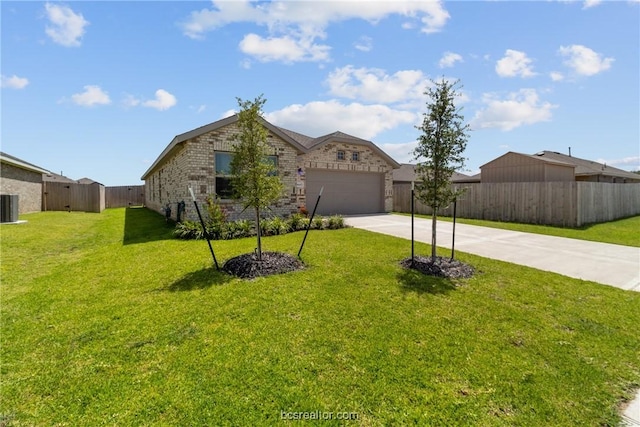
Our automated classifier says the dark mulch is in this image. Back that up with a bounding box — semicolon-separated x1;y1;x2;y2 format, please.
400;255;475;279
223;251;305;279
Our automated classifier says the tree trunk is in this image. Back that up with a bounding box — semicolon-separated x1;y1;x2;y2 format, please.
256;206;262;262
431;209;437;260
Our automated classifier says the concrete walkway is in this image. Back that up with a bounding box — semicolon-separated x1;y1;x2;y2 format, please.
345;213;640;425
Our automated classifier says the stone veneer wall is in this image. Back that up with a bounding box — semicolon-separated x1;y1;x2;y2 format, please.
298;142;394;212
0;163;43;214
145;122;302;222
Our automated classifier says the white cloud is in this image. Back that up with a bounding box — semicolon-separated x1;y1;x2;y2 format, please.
142;89;177;111
239;33;330;63
44;2;89;47
595;156;640;169
265;100;417;140
1;74;29;89
122;94;141;108
438;52;463;68
181;1;449;63
326;66;428;104
379;141;419;164
583;0;602;8
495;49;537;78
354;36;373;52
550;71;564;81
558;44;613;76
471;89;557;131
71;85;111;107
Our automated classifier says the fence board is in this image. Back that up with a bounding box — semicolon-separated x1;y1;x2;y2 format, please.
43;181;104;213
393;182;639;227
105;186;145;208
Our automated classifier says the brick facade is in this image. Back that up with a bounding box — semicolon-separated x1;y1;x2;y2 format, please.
0;163;43;214
144;120;397;221
145;122;303;222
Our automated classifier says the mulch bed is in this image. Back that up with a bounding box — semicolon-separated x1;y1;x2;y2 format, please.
400;255;475;279
223;251;305;279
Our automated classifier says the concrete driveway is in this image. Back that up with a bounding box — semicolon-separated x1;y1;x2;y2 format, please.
345;213;640;292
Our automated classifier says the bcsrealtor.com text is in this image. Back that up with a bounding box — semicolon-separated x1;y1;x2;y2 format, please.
280;410;359;421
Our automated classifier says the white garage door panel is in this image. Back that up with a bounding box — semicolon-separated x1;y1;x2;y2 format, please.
306;169;384;215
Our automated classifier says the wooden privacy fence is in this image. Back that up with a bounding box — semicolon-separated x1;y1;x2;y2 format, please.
43;181;105;213
43;183;145;212
393;182;640;227
105;185;145;208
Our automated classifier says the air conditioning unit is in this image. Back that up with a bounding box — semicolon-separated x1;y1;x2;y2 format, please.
0;194;19;223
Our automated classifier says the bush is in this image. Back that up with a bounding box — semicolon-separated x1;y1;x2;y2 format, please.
287;213;306;231
174;220;205;240
174;213;342;240
327;215;345;229
261;216;290;236
204;196;227;239
231;219;254;239
312;215;325;230
205;196;227;224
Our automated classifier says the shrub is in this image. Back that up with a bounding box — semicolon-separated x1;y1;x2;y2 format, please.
205;196;227;224
312;215;325;230
327;215;345;230
231;219;255;239
287;213;306;231
174;220;205;240
261;216;289;236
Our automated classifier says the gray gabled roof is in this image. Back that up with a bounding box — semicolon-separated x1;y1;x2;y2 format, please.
142;114;400;179
534;151;640;180
0;151;50;174
480;151;575;169
393;163;472;183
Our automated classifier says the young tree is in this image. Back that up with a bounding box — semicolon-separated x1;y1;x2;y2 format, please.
229;95;284;261
413;78;470;260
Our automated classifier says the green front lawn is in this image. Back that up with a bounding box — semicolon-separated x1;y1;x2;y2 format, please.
396;212;640;247
1;208;639;426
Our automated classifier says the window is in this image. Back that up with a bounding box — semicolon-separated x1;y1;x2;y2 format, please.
214;152;279;199
215;152;234;199
337;150;345;161
266;155;278;176
352;151;360;161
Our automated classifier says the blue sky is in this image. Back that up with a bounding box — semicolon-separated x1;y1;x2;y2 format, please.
2;0;639;186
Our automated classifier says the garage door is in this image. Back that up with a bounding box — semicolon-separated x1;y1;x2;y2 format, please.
306;169;384;215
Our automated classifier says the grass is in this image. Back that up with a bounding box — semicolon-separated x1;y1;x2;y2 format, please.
396;212;640;247
1;207;639;426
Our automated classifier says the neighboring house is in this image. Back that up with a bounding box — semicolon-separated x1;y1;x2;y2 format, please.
480;152;575;183
393;163;478;184
0;152;50;214
533;151;640;183
141;114;400;219
480;151;640;184
42;172;77;184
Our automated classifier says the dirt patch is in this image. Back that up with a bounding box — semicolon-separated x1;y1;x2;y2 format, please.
223;251;305;279
400;256;475;279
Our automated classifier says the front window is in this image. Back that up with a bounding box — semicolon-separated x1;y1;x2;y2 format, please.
215;152;234;199
337;150;345;161
352;151;360;161
214;152;279;198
